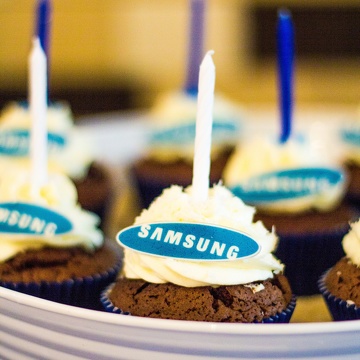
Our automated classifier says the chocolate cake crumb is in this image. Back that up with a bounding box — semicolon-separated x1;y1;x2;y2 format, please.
108;274;292;323
0;238;122;283
255;203;357;236
325;257;360;307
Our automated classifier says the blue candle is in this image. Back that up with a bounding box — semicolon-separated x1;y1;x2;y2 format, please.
35;0;52;58
184;0;206;96
277;9;294;144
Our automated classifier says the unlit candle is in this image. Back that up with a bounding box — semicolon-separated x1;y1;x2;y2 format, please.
192;50;215;202
29;37;48;192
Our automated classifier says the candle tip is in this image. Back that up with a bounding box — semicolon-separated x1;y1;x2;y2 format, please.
278;8;292;19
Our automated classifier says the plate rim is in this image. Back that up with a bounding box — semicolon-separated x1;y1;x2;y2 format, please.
2;286;360;336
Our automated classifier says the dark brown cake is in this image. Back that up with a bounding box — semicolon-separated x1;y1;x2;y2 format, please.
254;202;357;237
73;162;112;226
0;238;121;283
324;257;360;307
108;274;292;323
132;148;233;208
0;238;123;309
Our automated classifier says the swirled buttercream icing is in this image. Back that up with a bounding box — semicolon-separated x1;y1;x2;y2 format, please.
148;91;243;163
0;168;103;262
223;136;346;214
122;184;283;287
342;219;360;266
0;102;93;179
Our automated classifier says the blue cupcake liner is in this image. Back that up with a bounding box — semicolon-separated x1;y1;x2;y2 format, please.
275;222;351;296
260;295;296;323
1;262;122;311
318;269;360;321
100;283;131;315
100;282;296;323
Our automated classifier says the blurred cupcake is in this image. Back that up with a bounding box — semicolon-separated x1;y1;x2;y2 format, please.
102;184;295;323
0;167;122;310
132;91;243;208
318;219;360;321
223;134;359;295
0;101;112;226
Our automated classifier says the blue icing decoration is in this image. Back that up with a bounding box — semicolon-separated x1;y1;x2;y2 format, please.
341;128;360;147
230;167;344;204
0;129;66;156
150;119;240;145
0;202;73;236
117;222;260;261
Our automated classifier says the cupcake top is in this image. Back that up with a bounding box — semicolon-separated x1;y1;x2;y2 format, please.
0;167;103;262
147;91;243;163
342;219;360;266
0;102;93;179
118;184;283;288
223;135;346;214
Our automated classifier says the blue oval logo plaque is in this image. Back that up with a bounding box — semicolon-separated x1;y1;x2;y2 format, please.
117;222;260;261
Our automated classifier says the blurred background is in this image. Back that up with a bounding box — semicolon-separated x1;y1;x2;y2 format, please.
1;0;360;116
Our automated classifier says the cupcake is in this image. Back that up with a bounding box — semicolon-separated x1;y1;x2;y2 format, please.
102;184;295;323
0;101;112;226
223;135;359;295
319;219;360;321
0;167;122;310
131;91;243;208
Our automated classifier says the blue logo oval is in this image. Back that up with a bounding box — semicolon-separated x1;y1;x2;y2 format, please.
342;128;360;147
150;120;240;145
0;202;73;236
0;130;67;156
117;222;260;261
230;167;344;203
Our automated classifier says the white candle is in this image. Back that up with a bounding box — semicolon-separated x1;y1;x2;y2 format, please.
29;37;48;192
192;50;215;202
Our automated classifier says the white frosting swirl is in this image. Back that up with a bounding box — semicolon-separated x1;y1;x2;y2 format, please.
0;168;103;262
223;136;346;214
342;219;360;266
0;102;93;179
122;184;283;287
148;91;243;163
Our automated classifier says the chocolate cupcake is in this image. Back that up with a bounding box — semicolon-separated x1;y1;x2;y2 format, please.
0;168;122;310
102;184;295;323
103;274;293;323
131;91;243;208
223;135;358;295
0;102;112;227
318;219;360;321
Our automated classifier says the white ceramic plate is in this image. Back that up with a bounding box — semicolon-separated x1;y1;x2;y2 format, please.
1;105;360;359
1;286;360;360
